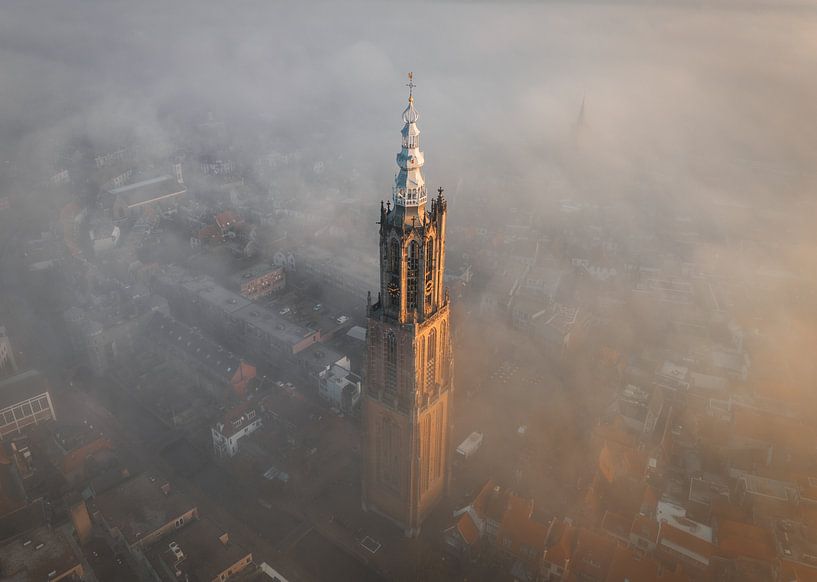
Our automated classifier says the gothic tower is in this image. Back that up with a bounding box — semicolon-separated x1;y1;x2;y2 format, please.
362;76;453;537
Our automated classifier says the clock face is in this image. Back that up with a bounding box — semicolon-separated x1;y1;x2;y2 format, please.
388;281;399;296
425;280;433;295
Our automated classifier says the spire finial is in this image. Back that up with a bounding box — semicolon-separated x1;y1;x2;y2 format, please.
406;72;416;103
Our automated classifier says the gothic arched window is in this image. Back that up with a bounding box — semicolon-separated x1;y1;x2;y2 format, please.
419;336;426;391
426;328;436;389
385;331;397;392
378;416;400;489
441;320;447;364
407;241;419;311
425;237;434;304
389;239;400;274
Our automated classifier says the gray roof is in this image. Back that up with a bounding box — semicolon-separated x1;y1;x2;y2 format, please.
0;522;80;581
93;473;196;546
0;370;50;410
146;313;242;380
233;303;314;346
188;281;252;314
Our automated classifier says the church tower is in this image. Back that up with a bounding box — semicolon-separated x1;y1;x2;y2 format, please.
362;75;454;537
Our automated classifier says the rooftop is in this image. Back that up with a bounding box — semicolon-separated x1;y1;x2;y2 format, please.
146;312;242;381
689;476;730;506
107;175;186;208
716;518;776;561
772;520;817;567
0;524;81;581
194;282;252;314
233;303;315;346
566;528;616;581
231;263;281;283
733;470;799;503
147;518;251;582
215;401;260;439
92;473;196;546
543;519;577;569
605;546;660;582
52;422;104;454
0;370;50;410
108;175;173;195
657;499;713;545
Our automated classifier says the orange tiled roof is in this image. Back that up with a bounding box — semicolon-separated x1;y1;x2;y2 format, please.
631;514;659;543
456;512;480;546
498;497;548;558
658;522;714;563
782;561;817;582
733;408;817;458
198;224;222;241
601;511;631;540
795;474;817;503
544;522;578;569
565;529;617;582
471;480;498;515
641;485;660;514
216;210;242;230
716;518;776;561
594;419;639;449
231;361;257;398
598;441;647;484
710;496;750;522
605;546;659;582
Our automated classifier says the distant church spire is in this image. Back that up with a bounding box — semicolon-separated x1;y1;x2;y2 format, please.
393;72;426;212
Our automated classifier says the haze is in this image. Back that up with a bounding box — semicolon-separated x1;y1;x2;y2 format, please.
0;1;815;581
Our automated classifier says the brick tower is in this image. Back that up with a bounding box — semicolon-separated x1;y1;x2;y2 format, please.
362;74;454;537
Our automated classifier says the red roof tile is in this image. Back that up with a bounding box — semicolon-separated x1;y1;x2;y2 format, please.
716;519;776;562
457;512;480;546
605;546;659;582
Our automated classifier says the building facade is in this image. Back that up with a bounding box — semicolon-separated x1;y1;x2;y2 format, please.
0;326;18;378
362;80;454;536
318;356;362;414
211;402;262;458
232;263;285;300
0;370;56;439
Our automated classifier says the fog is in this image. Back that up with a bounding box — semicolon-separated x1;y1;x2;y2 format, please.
1;1;816;580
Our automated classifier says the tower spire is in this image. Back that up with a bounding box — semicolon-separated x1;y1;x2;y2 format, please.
394;72;425;214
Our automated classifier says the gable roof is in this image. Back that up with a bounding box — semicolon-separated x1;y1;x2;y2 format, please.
605;546;659;582
543;521;578;569
566;529;616;581
716;518;776;562
456;512;481;546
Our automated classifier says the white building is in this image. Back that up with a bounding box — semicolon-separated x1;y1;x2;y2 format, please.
211;403;262;458
317;357;361;414
0;370;56;439
0;326;18;378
